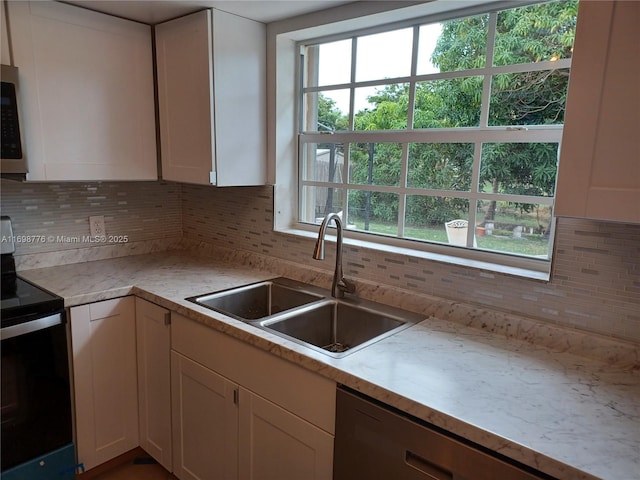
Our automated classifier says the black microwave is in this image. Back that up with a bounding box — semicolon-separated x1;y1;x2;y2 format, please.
1;64;27;175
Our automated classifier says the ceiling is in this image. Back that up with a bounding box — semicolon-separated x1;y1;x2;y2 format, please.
64;0;356;24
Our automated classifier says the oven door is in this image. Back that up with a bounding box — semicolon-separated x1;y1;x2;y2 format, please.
1;313;73;472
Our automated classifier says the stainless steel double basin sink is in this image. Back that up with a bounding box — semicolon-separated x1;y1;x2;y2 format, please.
187;277;423;358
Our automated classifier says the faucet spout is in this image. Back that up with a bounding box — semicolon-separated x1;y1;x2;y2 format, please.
313;213;355;298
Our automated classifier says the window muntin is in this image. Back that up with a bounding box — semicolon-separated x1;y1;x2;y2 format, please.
298;1;576;262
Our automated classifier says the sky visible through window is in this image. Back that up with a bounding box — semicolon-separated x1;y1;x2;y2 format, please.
317;24;442;113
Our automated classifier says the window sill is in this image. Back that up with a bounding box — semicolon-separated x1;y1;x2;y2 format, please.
276;226;551;282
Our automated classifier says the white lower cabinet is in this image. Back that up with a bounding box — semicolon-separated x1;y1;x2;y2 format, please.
71;300;334;478
171;352;239;480
136;298;172;471
171;312;335;480
239;388;334;480
70;296;139;472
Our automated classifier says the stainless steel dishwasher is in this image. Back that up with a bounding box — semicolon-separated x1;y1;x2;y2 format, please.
334;387;556;480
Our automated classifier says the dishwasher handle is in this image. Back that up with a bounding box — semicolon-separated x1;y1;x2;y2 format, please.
406;450;454;480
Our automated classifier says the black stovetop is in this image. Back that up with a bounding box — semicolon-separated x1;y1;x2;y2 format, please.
1;275;65;328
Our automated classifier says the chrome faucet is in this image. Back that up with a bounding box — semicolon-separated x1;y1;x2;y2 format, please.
313;213;355;298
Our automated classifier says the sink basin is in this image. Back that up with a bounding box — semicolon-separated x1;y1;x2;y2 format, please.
188;278;323;321
189;278;422;358
259;299;422;358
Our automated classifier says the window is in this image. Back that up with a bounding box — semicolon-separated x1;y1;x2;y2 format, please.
296;1;577;268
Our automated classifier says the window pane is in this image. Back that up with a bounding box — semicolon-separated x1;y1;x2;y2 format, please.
494;2;577;66
489;70;570;126
349;143;402;187
347;190;398;236
301;143;345;182
354;83;409;129
315;39;352;86
405;196;470;244
356;28;413;82
476;200;551;258
418;15;488;74
300;186;345;224
304;91;350;132
407;143;474;190
479;143;559;197
353;85;377;116
414;77;482;128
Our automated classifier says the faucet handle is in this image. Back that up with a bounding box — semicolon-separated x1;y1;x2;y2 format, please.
338;277;356;296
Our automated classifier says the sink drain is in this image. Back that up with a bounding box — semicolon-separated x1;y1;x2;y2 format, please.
323;342;350;353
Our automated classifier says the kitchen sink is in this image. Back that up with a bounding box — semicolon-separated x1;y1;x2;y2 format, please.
188;278;423;358
188;278;323;321
259;299;421;358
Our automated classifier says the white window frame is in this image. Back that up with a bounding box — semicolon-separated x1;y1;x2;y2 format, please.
268;0;569;280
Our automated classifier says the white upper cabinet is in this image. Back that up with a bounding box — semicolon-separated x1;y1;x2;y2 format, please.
555;0;640;223
1;1;10;65
156;9;266;186
6;1;157;181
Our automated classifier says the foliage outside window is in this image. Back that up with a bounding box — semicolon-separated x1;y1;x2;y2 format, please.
298;1;577;262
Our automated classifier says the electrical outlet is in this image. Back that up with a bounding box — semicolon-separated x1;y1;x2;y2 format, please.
89;216;106;237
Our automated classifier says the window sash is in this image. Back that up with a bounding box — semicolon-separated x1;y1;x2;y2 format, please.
296;1;571;264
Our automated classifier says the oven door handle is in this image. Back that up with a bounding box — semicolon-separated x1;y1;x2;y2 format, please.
1;313;64;340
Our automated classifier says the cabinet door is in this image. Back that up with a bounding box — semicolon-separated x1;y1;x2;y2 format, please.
156;9;266;186
171;351;238;480
210;9;266;187
555;0;640;223
155;10;214;185
7;1;157;181
171;312;336;435
1;0;10;65
136;298;172;471
70;297;138;472
239;388;334;480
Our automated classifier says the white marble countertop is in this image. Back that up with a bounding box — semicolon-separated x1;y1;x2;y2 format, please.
18;249;640;480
